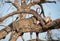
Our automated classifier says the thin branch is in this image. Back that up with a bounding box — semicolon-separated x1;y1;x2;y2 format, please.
5;0;21;11
0;11;18;22
27;2;36;9
9;31;19;41
0;26;11;39
0;9;45;26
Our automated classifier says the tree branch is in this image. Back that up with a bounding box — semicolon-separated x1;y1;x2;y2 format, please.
5;0;21;11
0;11;18;22
0;9;45;26
0;26;11;39
9;31;19;41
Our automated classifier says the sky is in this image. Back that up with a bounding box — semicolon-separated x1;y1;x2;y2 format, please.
0;0;60;41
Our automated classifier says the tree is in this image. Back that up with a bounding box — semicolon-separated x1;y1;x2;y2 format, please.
0;0;60;41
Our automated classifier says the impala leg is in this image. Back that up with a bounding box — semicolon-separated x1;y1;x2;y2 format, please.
9;31;19;41
45;1;56;4
37;3;45;18
39;4;45;17
36;32;39;41
0;26;11;39
30;32;32;40
21;33;25;41
21;36;24;41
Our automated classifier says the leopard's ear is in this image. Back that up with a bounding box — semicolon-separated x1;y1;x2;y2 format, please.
43;16;52;23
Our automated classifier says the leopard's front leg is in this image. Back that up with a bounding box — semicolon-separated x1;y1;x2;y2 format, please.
0;26;11;39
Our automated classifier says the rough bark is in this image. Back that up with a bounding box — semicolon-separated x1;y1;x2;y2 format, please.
9;31;19;41
0;26;11;39
0;11;18;22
